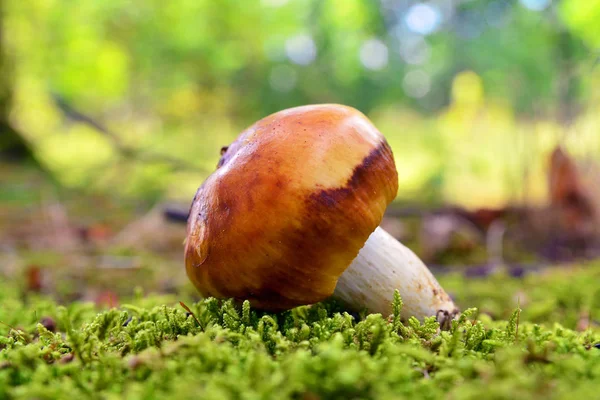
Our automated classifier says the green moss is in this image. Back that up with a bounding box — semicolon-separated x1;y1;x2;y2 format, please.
439;264;600;329
1;269;599;399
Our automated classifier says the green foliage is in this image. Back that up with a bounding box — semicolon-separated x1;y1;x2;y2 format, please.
561;0;600;49
4;0;600;205
1;276;599;399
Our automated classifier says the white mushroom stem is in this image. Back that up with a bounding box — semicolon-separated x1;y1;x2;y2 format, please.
333;227;458;325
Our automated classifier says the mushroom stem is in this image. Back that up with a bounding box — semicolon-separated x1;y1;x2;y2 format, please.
333;227;459;327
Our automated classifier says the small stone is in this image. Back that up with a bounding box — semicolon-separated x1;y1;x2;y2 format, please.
508;266;526;278
59;353;74;364
128;356;143;370
40;317;57;333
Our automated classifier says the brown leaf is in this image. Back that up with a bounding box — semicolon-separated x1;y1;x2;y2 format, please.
548;147;596;235
25;265;43;293
95;290;119;308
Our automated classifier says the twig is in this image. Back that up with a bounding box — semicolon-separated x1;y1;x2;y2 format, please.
179;301;202;328
52;93;208;172
515;297;521;343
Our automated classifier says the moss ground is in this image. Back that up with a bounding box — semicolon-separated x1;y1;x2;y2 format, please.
1;166;599;399
1;265;599;400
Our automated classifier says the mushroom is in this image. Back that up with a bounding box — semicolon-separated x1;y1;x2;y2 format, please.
185;104;458;325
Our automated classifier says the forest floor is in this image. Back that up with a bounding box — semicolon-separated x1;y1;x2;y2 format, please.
1;164;599;399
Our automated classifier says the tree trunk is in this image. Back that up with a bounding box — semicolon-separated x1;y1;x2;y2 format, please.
0;0;34;161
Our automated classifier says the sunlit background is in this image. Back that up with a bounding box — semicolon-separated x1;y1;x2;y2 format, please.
5;0;600;208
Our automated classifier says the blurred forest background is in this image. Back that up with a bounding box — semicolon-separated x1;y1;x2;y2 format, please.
2;0;599;205
2;0;600;299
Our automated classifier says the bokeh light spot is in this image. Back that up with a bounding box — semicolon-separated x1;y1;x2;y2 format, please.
399;35;431;65
405;3;441;35
403;69;431;98
359;39;389;71
520;0;551;11
285;34;317;66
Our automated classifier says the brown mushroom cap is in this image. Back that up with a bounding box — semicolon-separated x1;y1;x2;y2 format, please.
185;104;398;310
